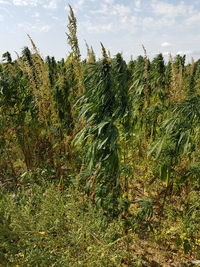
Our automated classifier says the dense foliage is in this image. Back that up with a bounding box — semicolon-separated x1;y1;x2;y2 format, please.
0;7;200;266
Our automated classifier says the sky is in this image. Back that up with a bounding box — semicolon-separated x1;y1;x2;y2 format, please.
1;0;200;61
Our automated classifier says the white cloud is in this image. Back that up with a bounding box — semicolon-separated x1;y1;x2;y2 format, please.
104;0;115;4
161;42;172;48
0;0;11;4
77;0;85;6
65;0;96;12
90;4;108;15
38;25;50;32
134;0;141;11
84;20;114;33
120;15;139;27
91;3;131;16
51;15;60;21
186;12;200;25
142;17;154;27
13;0;28;5
151;0;194;18
18;22;51;32
43;0;58;9
12;0;59;9
13;0;40;6
112;4;131;16
120;14;173;33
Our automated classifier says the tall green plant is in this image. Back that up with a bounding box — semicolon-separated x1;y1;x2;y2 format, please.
67;5;83;95
76;48;121;215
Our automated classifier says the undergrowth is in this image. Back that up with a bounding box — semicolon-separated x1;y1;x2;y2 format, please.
0;175;199;266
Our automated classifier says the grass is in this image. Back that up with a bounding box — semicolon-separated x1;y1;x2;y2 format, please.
0;172;199;266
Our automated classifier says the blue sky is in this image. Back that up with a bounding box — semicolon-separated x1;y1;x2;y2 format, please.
1;0;200;61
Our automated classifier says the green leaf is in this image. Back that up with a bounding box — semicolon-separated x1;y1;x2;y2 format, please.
97;121;109;136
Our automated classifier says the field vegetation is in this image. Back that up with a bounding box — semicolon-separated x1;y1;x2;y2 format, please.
0;7;200;266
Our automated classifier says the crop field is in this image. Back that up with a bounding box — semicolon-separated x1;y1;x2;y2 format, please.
0;7;200;267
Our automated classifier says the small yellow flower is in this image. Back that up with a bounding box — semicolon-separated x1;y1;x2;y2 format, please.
39;232;46;235
122;193;128;198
